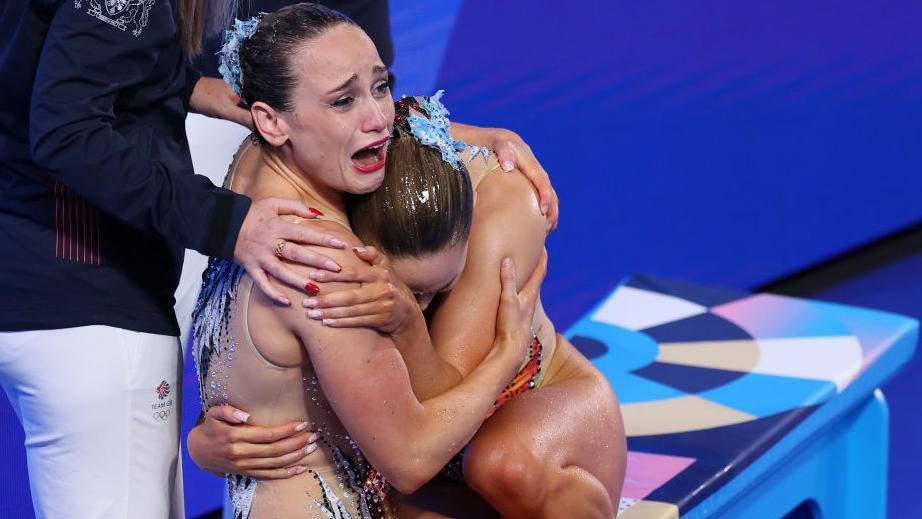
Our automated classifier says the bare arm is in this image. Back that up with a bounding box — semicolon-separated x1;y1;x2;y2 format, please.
276;233;544;493
429;169;549;376
305;247;463;398
305;170;548;390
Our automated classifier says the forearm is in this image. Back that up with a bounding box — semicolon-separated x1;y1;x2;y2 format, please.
390;309;463;399
30;123;250;258
361;345;518;492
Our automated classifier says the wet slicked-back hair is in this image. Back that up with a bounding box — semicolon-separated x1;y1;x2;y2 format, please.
348;101;474;258
238;3;357;113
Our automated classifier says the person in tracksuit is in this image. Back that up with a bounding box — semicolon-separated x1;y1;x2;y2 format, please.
0;1;346;516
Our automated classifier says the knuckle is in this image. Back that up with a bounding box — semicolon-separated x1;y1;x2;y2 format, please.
227;444;242;460
225;429;241;443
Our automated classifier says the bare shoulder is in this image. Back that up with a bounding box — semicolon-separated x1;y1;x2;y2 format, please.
280;219;366;284
224;136;261;192
467;168;547;288
251;218;387;343
475;166;543;223
474;168;545;245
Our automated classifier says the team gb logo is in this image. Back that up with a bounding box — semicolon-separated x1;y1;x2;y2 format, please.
80;0;155;37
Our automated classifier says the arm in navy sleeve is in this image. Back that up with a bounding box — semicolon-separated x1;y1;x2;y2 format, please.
182;55;203;113
29;1;248;259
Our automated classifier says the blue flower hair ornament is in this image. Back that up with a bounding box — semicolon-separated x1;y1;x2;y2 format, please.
396;90;490;171
218;17;262;96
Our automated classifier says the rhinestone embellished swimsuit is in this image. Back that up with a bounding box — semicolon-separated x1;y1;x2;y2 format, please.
192;263;396;519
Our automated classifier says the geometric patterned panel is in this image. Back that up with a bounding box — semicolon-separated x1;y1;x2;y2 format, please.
564;274;916;515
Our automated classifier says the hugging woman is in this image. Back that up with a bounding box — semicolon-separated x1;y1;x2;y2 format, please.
190;4;625;518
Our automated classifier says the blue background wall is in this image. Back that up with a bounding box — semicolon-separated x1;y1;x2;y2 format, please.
393;0;922;327
2;1;921;517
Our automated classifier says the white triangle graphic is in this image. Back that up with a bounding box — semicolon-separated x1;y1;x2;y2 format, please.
592;286;708;331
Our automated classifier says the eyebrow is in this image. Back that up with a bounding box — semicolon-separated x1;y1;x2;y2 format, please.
325;66;389;96
326;74;357;95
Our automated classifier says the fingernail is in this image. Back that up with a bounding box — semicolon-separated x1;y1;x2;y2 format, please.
305;283;320;296
308;433;319;443
309;207;325;217
290;465;308;475
278;296;291;306
502;258;512;269
541;203;549;215
330;239;346;248
303;298;317;308
232;410;250;423
304;444;318;455
502;160;514;172
325;261;342;272
308;310;322;319
309;272;326;281
352;246;368;254
295;421;309;432
322;318;336;326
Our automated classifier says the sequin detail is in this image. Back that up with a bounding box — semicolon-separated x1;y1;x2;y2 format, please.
228;474;258;519
218;17;261;96
192;259;394;518
396;90;488;171
192;257;244;411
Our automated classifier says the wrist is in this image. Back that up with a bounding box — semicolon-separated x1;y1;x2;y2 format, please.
487;334;524;372
391;305;427;346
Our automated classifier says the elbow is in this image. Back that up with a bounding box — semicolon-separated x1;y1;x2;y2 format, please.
29;125;68;174
29;132;54;171
379;456;441;494
29;117;88;173
387;469;429;495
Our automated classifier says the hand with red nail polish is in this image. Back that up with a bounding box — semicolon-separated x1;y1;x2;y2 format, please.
233;197;346;308
300;245;418;333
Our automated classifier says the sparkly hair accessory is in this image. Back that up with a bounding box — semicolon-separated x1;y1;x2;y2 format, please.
396;90;490;171
218;17;262;96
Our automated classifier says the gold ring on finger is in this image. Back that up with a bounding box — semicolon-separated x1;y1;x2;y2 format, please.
275;239;287;259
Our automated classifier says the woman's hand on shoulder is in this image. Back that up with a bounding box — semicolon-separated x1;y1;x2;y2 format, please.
187;405;319;479
300;246;421;334
234;198;348;306
450;123;559;232
488;128;559;232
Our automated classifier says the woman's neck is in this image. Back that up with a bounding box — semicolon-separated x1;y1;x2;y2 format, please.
261;147;350;228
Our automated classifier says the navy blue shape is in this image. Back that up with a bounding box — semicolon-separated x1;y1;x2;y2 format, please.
570;335;609;359
631;362;746;394
625;275;747;308
642;312;753;343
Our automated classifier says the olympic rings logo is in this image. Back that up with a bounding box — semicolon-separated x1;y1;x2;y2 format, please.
153;410;171;421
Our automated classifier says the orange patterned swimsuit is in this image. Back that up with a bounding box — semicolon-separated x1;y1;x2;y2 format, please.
489;335;544;417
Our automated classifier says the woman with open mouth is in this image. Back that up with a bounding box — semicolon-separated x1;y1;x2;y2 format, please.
188;4;558;518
